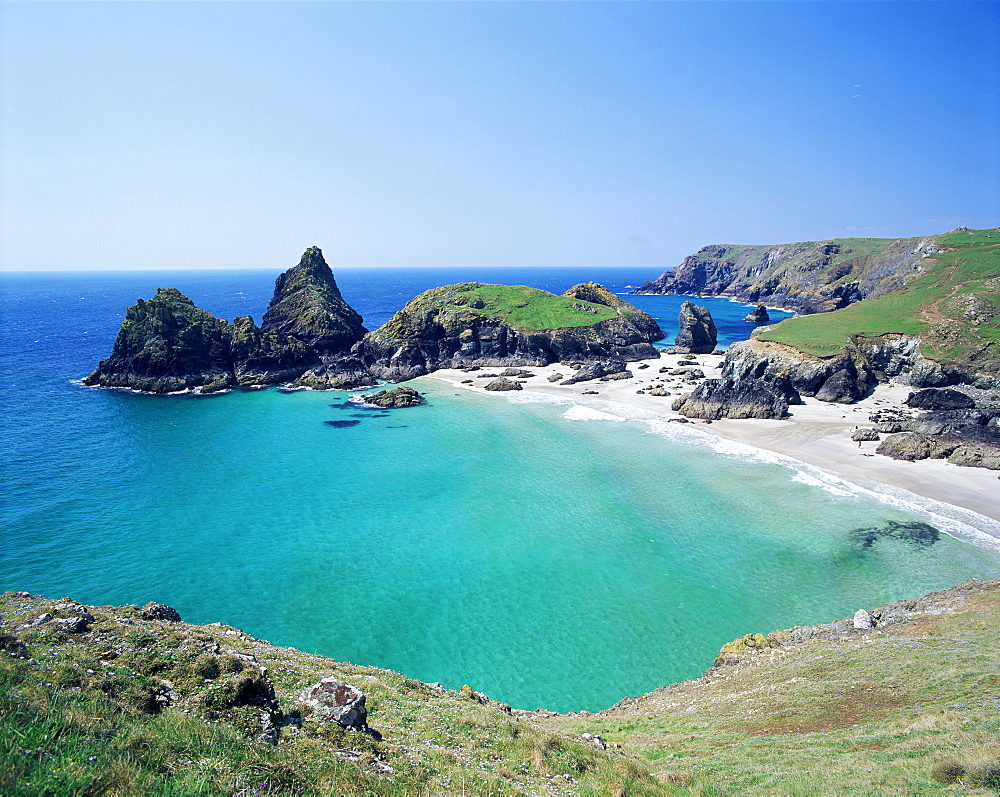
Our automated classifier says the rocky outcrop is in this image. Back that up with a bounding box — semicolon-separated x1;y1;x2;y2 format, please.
631;235;938;314
298;676;368;730
674;301;717;354
560;357;629;385
744;305;770;324
261;247;367;356
82;288;313;393
355;283;663;381
484;377;523;391
361;386;425;407
873;394;1000;469
905;387;976;411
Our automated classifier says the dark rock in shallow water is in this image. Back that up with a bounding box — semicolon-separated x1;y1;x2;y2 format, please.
362;386;425;408
744;305;770;324
674;301;717;354
849;521;940;549
324;419;362;428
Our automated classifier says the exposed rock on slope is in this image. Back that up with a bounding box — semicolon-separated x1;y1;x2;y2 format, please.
82;288;312;393
631;234;938;314
674;301;717;354
356;282;663;381
261;247;367;355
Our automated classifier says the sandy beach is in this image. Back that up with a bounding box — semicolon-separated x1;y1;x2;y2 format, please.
420;351;1000;543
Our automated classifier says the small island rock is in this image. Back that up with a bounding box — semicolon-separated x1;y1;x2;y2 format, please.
362;386;424;408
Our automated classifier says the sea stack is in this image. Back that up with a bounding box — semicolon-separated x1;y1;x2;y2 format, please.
744;305;770;324
262;247;367;355
674;301;717;354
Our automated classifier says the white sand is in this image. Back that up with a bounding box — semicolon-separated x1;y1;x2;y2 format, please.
418;352;1000;542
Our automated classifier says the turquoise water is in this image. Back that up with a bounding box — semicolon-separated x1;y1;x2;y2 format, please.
2;269;999;711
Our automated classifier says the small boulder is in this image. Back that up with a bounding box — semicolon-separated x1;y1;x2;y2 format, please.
139;603;181;622
876;432;931;461
298;676;367;730
547;373;564;383
853;609;875;630
851;428;880;442
362;386;424;408
484;377;523;391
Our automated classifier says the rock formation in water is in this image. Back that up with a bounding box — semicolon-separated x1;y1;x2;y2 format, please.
362;386;425;408
744;305;770;324
355;282;663;381
84;248;376;393
82;288;313;393
674;301;717;354
630;235;938;314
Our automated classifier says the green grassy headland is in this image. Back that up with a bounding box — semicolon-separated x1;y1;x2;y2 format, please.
759;228;1000;372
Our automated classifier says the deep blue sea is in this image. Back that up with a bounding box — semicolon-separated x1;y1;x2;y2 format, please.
2;266;998;712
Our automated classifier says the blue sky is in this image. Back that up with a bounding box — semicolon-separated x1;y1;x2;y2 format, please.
2;1;997;271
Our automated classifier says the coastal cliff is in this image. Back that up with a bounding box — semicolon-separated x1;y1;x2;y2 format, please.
356;282;664;381
631;233;939;314
4;579;997;794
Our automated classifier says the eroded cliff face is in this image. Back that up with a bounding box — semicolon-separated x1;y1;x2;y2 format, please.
631;236;938;314
356;282;664;381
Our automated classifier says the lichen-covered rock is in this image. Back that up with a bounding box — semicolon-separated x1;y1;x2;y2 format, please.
362;386;425;407
261;247;367;356
139;603;182;622
674;301;717;354
298;676;367;730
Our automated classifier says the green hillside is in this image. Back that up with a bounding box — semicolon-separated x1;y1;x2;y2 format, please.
759;228;1000;373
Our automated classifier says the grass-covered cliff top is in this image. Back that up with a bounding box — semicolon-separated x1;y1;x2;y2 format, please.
373;282;628;337
759;228;1000;369
4;582;998;794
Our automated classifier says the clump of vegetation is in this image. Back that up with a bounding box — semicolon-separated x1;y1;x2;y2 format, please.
849;520;940;549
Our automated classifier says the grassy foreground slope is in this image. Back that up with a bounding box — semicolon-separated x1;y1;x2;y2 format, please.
542;580;1000;795
0;593;656;796
759;228;1000;374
